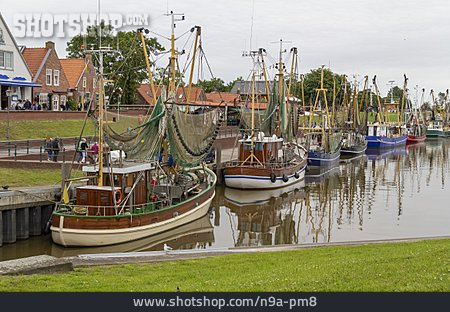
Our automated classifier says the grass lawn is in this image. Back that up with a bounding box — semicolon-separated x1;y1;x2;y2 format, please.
0;120;95;141
0;168;83;187
0;239;448;292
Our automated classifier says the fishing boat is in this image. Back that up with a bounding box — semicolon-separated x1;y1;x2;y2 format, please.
407;87;427;143
224;43;307;189
51;13;219;247
365;76;407;148
426;89;450;138
340;76;368;156
300;66;342;167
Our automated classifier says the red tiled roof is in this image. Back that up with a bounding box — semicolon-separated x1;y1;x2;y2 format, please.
21;48;48;78
60;58;86;89
137;84;205;105
206;92;240;104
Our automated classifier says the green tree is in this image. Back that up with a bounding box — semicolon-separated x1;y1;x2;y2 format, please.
66;24;164;104
385;86;403;103
195;78;227;93
299;68;343;110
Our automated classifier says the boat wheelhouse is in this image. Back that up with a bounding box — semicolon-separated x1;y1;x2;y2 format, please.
224;133;307;189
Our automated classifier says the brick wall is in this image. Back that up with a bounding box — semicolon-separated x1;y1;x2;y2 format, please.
33;42;70;110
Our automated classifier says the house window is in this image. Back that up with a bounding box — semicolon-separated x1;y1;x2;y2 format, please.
46;69;52;86
39;93;48;104
0;51;13;70
85;92;91;101
52;95;59;111
82;77;87;88
53;70;60;86
60;95;66;109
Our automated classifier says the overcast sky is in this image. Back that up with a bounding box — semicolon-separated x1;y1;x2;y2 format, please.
3;0;450;99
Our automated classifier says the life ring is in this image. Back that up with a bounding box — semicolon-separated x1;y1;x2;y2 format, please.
114;189;123;205
282;174;289;182
270;173;277;183
294;172;300;179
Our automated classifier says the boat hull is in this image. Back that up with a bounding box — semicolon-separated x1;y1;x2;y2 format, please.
307;150;341;167
51;191;214;247
224;162;307;190
407;135;426;143
365;135;407;148
340;143;368;156
426;129;450;138
51;168;217;247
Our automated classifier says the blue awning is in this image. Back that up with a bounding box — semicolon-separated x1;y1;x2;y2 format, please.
0;79;42;88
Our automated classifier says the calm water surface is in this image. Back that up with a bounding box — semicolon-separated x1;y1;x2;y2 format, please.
1;140;449;260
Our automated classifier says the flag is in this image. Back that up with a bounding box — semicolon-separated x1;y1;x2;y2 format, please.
63;183;70;204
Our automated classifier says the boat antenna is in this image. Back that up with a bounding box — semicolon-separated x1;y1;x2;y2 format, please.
165;10;185;100
249;0;255;51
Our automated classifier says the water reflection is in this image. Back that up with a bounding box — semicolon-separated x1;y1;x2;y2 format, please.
1;140;449;261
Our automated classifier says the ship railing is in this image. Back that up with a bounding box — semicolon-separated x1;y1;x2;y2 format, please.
224;160;300;170
55;200;168;217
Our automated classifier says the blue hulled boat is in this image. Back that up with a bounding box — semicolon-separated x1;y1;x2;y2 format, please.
366;124;407;148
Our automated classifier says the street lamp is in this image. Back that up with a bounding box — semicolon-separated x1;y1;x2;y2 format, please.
5;88;12;141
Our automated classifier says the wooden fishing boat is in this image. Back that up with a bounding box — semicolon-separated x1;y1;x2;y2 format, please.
340;76;368;156
300;66;342;167
426;89;450;138
366;76;407;149
406;87;427;143
224;42;307;189
224;135;307;189
51;13;219;247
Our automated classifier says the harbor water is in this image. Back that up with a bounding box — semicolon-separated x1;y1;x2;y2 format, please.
1;140;449;261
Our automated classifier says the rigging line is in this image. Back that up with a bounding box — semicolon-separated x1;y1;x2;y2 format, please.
145;29;171;41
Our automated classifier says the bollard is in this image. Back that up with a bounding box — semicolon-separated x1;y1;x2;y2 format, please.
40;146;43;162
2;210;17;243
63;148;66;163
14;144;17;161
29;206;42;236
16;207;29;240
27;140;30;154
7;142;10;156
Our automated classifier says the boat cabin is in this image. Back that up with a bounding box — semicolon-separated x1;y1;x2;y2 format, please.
238;133;284;164
76;162;155;215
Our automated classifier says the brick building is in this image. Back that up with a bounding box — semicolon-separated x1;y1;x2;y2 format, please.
22;41;70;110
60;54;96;110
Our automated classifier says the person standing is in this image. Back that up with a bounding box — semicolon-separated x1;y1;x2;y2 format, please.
51;138;60;162
45;137;53;161
80;138;89;163
90;141;99;163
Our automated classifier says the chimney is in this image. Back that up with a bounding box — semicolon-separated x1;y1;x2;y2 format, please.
45;41;55;50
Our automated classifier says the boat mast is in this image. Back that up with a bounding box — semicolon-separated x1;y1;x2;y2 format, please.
186;26;201;102
258;48;271;105
97;54;104;187
372;76;384;123
138;29;157;104
167;11;185;100
287;47;297;100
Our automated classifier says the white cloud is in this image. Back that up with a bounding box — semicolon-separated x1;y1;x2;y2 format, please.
3;0;450;95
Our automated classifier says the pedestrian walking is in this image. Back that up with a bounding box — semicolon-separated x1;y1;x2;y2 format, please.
45;137;53;161
52;138;60;162
90;141;99;163
80;138;89;163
